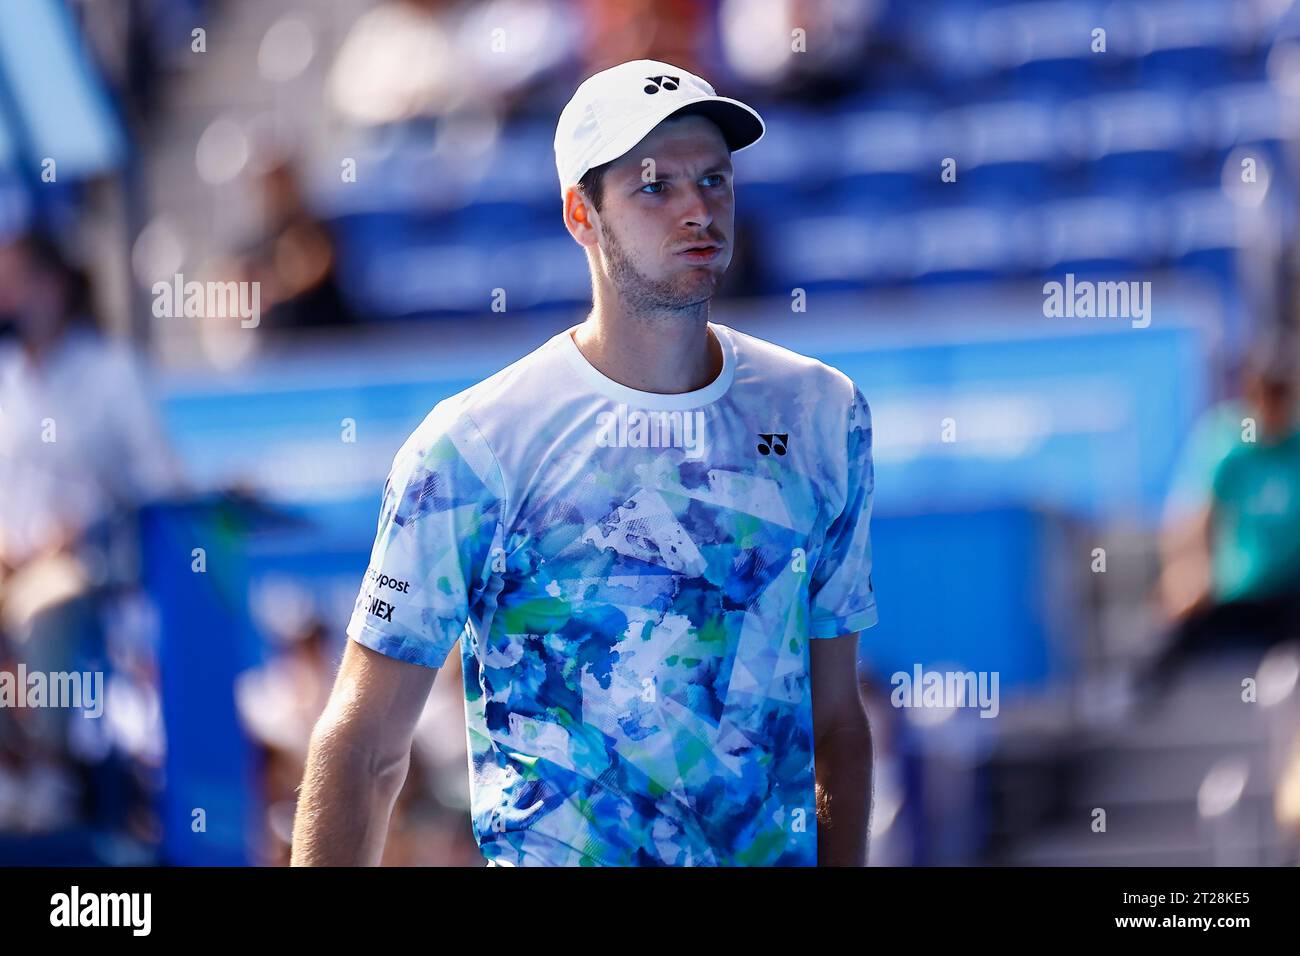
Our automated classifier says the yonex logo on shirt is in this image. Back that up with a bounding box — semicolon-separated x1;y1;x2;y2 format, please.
595;403;707;457
367;596;396;622
757;433;789;456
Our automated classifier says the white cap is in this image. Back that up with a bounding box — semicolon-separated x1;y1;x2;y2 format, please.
554;59;765;197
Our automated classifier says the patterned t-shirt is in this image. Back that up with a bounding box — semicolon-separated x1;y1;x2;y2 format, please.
346;321;878;866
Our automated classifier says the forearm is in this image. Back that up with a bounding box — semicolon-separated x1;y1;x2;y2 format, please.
1158;507;1215;620
814;719;873;866
290;716;410;866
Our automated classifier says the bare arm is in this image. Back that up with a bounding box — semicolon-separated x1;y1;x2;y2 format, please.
1157;502;1214;623
290;640;438;866
811;631;872;867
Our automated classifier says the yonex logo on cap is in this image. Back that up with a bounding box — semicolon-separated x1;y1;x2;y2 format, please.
553;58;765;197
643;75;681;94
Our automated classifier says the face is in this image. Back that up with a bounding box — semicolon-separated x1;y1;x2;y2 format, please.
1247;373;1295;435
0;244;68;343
576;115;735;311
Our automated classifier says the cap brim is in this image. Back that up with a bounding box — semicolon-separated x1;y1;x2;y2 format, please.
664;97;765;153
583;95;765;177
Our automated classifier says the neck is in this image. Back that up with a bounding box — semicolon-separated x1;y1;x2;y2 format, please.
574;291;721;395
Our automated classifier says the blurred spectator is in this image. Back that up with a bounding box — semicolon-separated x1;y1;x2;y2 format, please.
222;156;357;331
236;624;481;866
0;229;182;831
1152;333;1300;687
576;0;709;77
327;0;577;127
1277;724;1300;851
391;646;484;867
718;0;884;100
235;619;333;865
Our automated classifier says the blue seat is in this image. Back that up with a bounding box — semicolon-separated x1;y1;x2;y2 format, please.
1126;0;1243;83
834;107;933;205
751;193;898;293
1067;88;1196;188
464;121;557;208
735;106;840;199
934;97;1070;201
1027;193;1163;274
1194;82;1288;155
903;201;1024;283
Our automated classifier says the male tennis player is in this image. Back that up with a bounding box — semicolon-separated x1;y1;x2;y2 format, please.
292;59;878;867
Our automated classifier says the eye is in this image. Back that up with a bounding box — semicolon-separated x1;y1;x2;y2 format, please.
701;173;726;187
639;181;665;194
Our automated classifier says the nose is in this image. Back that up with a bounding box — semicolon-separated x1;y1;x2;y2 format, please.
678;183;714;231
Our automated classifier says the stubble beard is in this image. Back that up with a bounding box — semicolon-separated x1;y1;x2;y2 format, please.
599;218;722;321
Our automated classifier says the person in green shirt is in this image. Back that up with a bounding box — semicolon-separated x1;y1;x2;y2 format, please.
1151;339;1300;687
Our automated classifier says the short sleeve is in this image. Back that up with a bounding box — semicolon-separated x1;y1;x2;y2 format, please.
346;404;506;668
808;384;878;638
1163;400;1248;524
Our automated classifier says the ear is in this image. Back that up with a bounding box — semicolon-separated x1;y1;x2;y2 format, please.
563;185;600;249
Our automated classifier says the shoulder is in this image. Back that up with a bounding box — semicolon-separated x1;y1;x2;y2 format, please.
719;323;868;430
391;392;498;489
723;323;860;393
389;331;569;490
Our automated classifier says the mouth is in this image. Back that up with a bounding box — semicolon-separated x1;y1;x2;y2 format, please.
675;243;722;264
